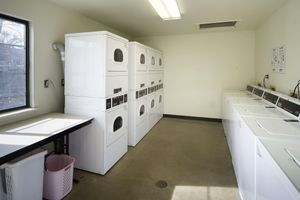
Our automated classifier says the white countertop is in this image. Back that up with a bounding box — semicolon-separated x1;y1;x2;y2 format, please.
0;113;92;162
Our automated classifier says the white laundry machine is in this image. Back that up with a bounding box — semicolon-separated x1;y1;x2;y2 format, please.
129;42;148;74
147;84;158;132
128;42;150;146
64;31;129;175
65;94;128;175
223;88;300;200
153;73;164;123
255;138;300;200
128;88;148;146
147;47;157;72
147;47;163;72
155;50;163;71
156;88;164;122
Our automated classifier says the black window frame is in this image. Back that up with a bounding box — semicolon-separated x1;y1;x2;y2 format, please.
0;13;30;113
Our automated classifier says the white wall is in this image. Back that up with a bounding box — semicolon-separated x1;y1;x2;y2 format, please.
137;31;255;119
0;0;130;126
255;0;300;94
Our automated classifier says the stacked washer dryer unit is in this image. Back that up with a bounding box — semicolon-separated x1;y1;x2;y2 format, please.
128;42;149;146
147;47;164;132
64;31;129;175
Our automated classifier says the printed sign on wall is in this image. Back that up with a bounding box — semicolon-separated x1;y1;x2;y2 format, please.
271;45;286;73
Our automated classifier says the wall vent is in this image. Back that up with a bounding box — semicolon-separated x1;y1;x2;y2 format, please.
198;21;237;30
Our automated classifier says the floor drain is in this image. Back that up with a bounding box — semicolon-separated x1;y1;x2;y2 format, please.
155;180;168;188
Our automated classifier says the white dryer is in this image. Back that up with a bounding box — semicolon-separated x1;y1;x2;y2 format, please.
128;89;148;146
128;42;148;74
147;47;158;72
147;85;158;132
65;93;128;175
156;88;164;122
155;50;163;71
64;31;129;175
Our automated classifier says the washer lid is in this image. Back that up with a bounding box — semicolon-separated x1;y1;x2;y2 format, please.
256;118;300;136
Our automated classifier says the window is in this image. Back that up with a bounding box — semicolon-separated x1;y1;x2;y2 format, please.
0;14;29;113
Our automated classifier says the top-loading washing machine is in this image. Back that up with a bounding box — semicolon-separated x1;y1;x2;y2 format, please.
255;138;300;200
227;94;300;200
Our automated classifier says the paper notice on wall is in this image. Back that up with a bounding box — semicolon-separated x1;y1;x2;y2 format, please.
271;46;286;73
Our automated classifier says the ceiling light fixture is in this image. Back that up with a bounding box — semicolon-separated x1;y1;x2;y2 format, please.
149;0;181;20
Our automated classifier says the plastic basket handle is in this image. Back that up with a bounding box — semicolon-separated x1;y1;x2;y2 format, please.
64;165;71;171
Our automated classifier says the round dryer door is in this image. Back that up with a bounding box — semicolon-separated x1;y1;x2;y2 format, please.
113;116;123;132
159;58;162;66
107;106;128;146
151;99;155;109
140;105;145;116
114;49;123;62
159;95;162;103
151;56;155;66
107;37;128;72
140;54;145;64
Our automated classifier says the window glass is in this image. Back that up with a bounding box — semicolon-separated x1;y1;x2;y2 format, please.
0;14;29;112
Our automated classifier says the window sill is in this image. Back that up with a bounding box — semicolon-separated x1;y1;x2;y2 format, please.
0;108;37;122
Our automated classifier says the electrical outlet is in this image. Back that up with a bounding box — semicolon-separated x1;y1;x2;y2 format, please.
270;85;276;91
265;74;269;79
44;80;49;88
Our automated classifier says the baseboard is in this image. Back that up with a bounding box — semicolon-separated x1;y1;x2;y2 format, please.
163;114;222;122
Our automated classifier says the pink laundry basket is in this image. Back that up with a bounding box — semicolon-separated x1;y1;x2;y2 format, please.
43;154;75;200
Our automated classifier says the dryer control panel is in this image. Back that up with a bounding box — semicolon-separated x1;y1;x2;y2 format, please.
106;94;128;110
158;83;163;90
148;86;156;94
136;88;147;99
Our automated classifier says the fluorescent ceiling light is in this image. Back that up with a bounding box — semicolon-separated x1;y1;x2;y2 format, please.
149;0;181;20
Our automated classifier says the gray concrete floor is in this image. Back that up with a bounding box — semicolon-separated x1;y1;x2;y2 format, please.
65;118;239;200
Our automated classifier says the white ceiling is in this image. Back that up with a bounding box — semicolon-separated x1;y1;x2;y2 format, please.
48;0;289;37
